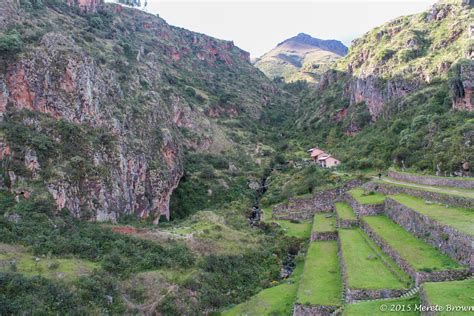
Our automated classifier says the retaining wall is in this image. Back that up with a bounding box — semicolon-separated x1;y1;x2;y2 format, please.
384;198;473;267
311;231;338;241
293;303;338;316
388;171;474;189
337;217;359;228
344;193;385;217
361;220;471;285
419;287;436;316
364;182;474;209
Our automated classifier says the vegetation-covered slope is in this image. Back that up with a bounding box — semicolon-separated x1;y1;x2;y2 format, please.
275;0;473;174
255;33;347;83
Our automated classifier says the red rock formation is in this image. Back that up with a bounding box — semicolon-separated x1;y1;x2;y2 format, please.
66;0;103;13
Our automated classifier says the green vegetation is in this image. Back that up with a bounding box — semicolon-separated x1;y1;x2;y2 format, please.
363;216;463;271
296;241;342;306
0;244;97;281
335;202;357;220
423;279;474;316
339;229;411;289
343;295;420;316
222;261;304;316
349;188;385;204
312;213;337;232
390;194;474;236
272;220;312;239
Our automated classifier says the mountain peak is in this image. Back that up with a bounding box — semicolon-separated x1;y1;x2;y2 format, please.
277;33;348;56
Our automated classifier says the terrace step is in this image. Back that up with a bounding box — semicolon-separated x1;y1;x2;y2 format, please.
388;170;474;190
364;179;474;209
361;216;470;285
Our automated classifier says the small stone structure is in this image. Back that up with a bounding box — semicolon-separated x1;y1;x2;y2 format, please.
364;182;474;209
311;231;338;241
384;198;473;268
388;171;474;189
344;193;384;217
293;303;338;316
361;220;471;285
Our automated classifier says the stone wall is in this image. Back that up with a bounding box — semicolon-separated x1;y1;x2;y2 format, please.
344;193;385;217
364;182;474;209
273;179;363;221
361;220;471;285
388;171;474;189
293;303;338;316
419;287;436;316
384;198;473;267
337;217;359;228
311;231;338;241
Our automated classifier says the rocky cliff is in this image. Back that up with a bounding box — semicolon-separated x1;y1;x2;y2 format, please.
0;0;280;223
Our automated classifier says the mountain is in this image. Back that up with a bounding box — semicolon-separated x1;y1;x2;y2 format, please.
254;33;348;83
0;0;286;223
280;0;473;173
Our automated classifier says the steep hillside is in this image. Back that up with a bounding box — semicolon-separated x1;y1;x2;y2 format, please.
278;0;473;173
254;33;347;83
0;0;286;223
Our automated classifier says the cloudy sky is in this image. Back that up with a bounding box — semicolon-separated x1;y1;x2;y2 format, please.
115;0;436;57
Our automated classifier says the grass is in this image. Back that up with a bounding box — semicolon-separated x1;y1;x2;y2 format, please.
390;194;474;236
423;279;474;316
349;188;385;205
335;202;357;220
296;241;342;306
339;229;411;289
261;208;312;239
0;243;97;281
363;216;464;271
222;261;304;315
343;295;420;315
377;178;474;199
312;213;337;233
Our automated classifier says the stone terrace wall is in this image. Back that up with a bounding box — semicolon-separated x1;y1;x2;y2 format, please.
337;235;409;302
293;303;338;316
419;287;436;316
273;179;363;221
344;193;385;217
389;171;474;189
384;198;473;267
361;220;471;285
311;231;338;241
364;182;474;209
337;217;359;228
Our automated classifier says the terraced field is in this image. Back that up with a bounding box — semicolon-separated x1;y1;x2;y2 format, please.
335;202;357;220
296;241;342;307
349;188;386;204
312;213;337;232
422;279;474;316
339;229;412;290
343;296;420;316
377;178;474;199
272;219;312;239
363;216;463;272
390;194;474;236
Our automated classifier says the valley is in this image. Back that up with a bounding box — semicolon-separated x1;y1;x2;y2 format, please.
0;0;472;315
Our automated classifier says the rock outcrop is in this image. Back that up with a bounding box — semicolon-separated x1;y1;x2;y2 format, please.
0;0;278;222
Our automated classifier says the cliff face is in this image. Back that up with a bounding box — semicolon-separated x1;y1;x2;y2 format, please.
0;1;278;222
332;0;473;119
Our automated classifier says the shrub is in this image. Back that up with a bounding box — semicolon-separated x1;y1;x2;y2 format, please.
0;30;24;55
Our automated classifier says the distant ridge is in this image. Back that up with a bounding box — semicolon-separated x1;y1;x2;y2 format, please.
255;33;348;83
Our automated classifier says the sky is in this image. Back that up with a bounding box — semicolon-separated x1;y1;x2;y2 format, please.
112;0;436;58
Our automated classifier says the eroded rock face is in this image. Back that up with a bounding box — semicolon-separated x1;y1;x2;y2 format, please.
452;62;474;111
0;2;275;223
